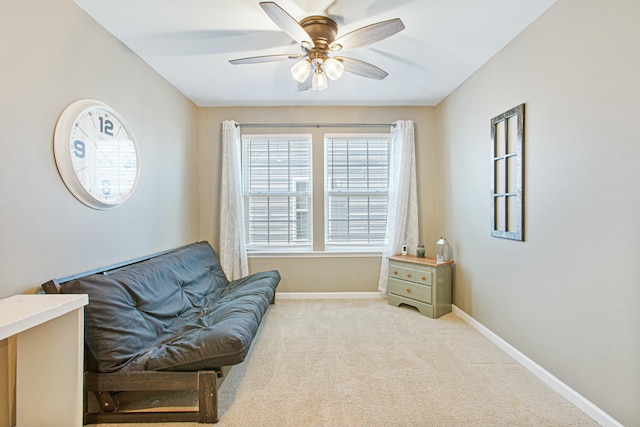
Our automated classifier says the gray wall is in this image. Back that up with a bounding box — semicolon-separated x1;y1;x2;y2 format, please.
437;1;640;425
0;0;199;423
1;0;636;425
0;0;199;297
198;106;442;293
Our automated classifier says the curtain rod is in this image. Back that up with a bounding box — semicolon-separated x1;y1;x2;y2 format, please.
235;122;395;128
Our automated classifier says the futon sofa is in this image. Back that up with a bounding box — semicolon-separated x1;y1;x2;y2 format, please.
42;241;280;424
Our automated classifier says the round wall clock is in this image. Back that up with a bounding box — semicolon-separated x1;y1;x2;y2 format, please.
53;99;140;210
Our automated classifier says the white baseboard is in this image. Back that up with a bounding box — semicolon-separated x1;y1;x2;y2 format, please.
276;292;384;300
452;305;623;427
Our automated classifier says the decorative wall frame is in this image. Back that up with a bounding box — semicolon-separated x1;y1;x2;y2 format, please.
491;103;524;241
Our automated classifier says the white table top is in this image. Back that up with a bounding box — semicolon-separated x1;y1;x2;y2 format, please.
0;294;88;340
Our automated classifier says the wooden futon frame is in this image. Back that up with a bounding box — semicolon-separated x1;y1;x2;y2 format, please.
41;242;280;424
41;251;226;424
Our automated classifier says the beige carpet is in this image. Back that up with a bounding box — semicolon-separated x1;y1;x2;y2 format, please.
90;299;599;427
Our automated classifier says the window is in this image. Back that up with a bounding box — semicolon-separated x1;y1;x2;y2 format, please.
325;134;390;250
240;132;390;253
241;135;312;251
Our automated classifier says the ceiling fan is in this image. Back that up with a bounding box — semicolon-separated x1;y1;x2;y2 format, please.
229;1;405;91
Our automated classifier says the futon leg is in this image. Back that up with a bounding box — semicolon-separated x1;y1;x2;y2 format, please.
93;391;119;412
198;371;218;423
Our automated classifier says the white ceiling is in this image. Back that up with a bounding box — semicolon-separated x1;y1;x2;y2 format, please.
73;0;556;107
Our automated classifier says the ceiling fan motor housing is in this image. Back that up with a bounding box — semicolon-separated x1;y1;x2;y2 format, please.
299;16;339;57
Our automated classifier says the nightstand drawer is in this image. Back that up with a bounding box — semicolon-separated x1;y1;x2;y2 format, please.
389;278;432;304
389;263;403;280
415;268;432;285
402;267;417;282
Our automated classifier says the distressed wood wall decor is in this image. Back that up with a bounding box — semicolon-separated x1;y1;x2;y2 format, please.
491;103;524;241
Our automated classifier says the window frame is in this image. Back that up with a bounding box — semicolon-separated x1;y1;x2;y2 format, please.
240;133;313;253
324;133;391;252
239;131;392;255
491;104;524;241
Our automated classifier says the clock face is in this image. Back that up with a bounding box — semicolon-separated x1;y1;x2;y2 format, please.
54;100;140;209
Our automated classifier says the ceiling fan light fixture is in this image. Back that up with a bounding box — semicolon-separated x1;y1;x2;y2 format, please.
230;2;405;92
312;68;328;91
291;59;312;82
324;57;344;80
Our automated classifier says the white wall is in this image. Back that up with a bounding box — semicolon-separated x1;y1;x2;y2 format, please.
437;1;640;425
0;0;199;424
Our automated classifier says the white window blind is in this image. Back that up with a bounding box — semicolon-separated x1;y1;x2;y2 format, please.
325;134;390;248
241;135;312;250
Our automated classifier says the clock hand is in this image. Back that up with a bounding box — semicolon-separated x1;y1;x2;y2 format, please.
99;153;115;166
92;140;116;166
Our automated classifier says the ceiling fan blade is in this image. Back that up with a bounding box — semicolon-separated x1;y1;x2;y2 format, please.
331;18;404;52
338;57;388;80
260;2;314;47
229;54;301;65
135;30;295;56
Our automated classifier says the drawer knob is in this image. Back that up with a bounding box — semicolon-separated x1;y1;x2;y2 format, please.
393;270;398;275
406;273;412;278
421;275;426;280
406;288;411;293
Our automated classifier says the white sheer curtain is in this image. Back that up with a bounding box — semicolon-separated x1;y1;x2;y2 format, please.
378;120;419;293
219;120;249;280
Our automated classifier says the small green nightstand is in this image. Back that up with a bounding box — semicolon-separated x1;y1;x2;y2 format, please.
387;254;453;318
